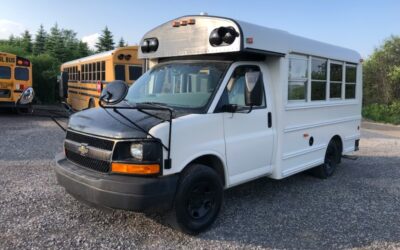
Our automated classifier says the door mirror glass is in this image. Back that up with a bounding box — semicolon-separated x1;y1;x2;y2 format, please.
245;71;263;106
100;80;129;105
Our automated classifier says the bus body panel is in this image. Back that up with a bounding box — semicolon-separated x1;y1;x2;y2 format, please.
61;46;143;110
0;52;33;106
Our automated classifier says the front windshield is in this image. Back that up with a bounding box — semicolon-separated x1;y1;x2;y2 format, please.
125;61;229;110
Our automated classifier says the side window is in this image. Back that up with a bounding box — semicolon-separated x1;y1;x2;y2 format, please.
115;64;125;81
311;58;327;101
345;64;356;99
288;55;308;101
330;62;343;99
218;65;265;109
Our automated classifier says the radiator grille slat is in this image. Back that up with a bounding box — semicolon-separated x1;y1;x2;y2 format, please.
65;130;114;173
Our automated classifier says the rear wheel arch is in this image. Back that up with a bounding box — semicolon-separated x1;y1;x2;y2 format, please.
330;135;343;163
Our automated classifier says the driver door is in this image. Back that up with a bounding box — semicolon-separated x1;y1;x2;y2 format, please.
216;64;274;186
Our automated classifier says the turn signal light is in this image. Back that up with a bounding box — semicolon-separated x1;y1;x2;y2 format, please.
111;163;160;175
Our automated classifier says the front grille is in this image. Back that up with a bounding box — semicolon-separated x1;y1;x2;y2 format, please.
66;130;114;150
0;89;10;98
66;150;110;173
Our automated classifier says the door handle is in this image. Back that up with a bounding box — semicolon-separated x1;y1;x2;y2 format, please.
268;112;272;128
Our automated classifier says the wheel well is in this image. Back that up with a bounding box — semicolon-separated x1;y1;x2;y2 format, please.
188;155;226;187
331;135;343;163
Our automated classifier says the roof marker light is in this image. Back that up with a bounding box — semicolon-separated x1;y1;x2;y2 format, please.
181;20;188;26
172;21;180;27
188;19;196;25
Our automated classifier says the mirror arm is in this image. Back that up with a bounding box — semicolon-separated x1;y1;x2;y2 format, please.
246;105;253;114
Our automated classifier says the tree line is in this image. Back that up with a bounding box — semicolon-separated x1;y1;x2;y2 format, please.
0;24;127;103
362;35;400;124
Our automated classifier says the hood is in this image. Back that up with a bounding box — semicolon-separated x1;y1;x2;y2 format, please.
68;107;164;139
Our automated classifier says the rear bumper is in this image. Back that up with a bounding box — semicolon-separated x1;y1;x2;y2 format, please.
54;153;178;212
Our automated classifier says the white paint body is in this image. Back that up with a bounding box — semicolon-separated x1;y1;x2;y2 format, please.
141;16;362;188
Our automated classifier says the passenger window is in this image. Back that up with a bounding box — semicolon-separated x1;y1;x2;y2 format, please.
115;64;125;81
345;64;356;99
311;58;327;101
218;65;265;109
129;65;142;81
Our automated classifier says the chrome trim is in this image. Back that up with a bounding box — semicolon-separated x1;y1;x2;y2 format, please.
65;139;112;162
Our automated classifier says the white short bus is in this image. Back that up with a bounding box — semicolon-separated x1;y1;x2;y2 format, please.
54;15;362;234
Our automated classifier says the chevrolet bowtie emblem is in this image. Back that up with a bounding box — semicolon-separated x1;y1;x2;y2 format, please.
78;143;89;156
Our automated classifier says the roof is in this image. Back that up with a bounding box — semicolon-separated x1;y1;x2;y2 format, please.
61;46;138;67
139;15;361;63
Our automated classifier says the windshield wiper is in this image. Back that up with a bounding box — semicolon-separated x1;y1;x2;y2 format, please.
138;101;173;109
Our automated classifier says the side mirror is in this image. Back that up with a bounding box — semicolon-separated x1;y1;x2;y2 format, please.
18;87;35;105
244;71;263;106
100;80;129;105
59;71;69;99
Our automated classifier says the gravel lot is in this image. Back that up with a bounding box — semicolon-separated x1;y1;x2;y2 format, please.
1;111;399;249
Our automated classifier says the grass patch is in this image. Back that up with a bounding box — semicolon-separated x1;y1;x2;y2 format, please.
363;102;400;125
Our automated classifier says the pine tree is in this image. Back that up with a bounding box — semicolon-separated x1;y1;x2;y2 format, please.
77;41;91;57
95;26;115;52
8;34;15;45
46;23;66;61
33;25;47;55
21;30;33;53
118;37;126;48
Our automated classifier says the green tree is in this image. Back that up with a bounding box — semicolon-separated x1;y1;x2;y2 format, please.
363;35;400;105
77;41;91;57
46;23;66;61
118;37;126;47
95;26;114;52
33;25;47;55
21;30;33;53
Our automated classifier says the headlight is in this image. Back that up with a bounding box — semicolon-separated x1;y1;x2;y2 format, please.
130;143;143;161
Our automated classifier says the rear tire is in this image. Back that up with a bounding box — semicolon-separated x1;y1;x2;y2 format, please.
310;140;340;179
167;164;223;235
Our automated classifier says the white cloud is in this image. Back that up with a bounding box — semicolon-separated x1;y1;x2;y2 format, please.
81;33;100;50
0;19;26;39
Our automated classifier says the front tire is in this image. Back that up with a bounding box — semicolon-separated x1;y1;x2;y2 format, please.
168;164;223;235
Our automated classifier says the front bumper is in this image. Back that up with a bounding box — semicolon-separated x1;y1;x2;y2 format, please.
0;101;31;108
54;153;178;212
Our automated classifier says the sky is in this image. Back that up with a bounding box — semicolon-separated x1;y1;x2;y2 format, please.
0;0;399;58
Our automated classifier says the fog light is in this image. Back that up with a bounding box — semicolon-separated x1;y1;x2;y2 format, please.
130;143;143;161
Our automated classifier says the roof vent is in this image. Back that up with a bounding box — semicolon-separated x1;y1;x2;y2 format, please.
199;12;208;16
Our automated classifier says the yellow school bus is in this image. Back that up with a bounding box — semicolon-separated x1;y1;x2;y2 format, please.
0;52;33;109
60;46;143;110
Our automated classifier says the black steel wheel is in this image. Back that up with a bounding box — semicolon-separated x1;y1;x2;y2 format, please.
168;164;223;235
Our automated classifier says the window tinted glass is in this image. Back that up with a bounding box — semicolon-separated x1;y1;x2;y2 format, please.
289;58;308;79
311;81;326;100
15;67;29;81
311;58;327;80
330;82;342;98
288;81;307;100
345;84;356;99
346;65;356;83
220;65;265;108
330;63;343;82
129;65;142;81
115;65;125;81
0;66;11;79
